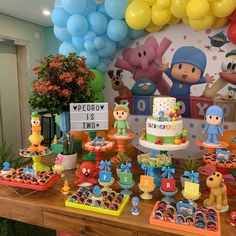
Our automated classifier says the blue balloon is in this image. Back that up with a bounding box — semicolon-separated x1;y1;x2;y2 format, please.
84;41;96;52
97;62;107;72
107;19;128;42
94;37;105;50
104;0;128;19
88;12;108;35
67;15;88;37
79;51;99;68
62;0;86;14
72;36;84;50
98;4;111;21
98;37;116;57
84;31;97;41
59;42;77;55
51;7;70;27
55;0;63;8
54;25;71;42
117;37;130;49
82;0;97;15
127;28;144;39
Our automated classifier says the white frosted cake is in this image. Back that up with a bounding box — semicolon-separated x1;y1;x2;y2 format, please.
145;97;188;145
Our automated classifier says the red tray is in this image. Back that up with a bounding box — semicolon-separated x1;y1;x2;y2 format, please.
0;174;61;191
149;201;221;236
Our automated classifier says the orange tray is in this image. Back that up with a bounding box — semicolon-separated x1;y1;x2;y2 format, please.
0;174;61;191
149;201;221;236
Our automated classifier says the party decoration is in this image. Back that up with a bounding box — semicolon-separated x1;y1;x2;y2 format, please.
120;163;132;173
99;160;112;172
104;0;129;19
89;69;105;92
161;166;175;179
186;0;210;20
62;0;86;15
228;22;236;44
184;171;199;183
213;0;236;18
51;7;71;27
107;19;128;42
88;12;108;35
67;14;88;37
152;4;171;26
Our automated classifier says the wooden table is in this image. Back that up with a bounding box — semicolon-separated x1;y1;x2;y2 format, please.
0;159;235;236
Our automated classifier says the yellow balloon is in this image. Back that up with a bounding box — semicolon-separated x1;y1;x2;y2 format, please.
156;0;171;9
145;22;163;32
186;0;210;20
168;15;181;25
212;17;228;28
125;0;151;30
152;4;171;26
213;0;236;18
144;0;156;6
170;0;189;18
189;10;215;30
182;17;189;25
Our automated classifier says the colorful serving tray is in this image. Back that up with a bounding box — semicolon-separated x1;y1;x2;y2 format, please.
0;174;61;191
65;194;129;216
149;201;221;236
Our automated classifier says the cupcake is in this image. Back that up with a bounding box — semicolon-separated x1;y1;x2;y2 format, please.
225;161;233;168
31;178;38;185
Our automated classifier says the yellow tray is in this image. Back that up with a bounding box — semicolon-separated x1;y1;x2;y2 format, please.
65;194;130;216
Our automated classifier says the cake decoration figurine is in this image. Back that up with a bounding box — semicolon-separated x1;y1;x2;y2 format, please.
92;185;101;198
61;180;70;195
52;153;65;177
203;105;224;146
131;196;140;215
113;103;129;136
75;161;98;187
2;162;10;171
204;172;229;212
98;160;114;192
93;136;105;146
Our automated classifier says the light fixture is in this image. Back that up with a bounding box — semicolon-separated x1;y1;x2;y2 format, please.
43;10;51;16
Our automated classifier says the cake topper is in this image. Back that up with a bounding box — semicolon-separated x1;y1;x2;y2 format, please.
113;103;130;136
131;196;140;215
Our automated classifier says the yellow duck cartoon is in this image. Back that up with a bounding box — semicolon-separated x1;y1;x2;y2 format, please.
61;180;70;195
27;112;46;152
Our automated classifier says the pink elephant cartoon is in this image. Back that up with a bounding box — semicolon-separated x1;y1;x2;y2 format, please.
115;36;172;95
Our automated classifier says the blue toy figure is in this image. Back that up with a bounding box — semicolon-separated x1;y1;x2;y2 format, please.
93;185;101;197
203;105;224;145
131;196;140;215
160;46;214;97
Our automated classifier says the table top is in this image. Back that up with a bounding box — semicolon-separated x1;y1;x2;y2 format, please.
0;157;235;236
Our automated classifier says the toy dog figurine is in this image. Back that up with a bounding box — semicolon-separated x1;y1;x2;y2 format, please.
113;103;129;136
108;69;132;96
203;105;224;145
205;172;228;211
131;196;140;215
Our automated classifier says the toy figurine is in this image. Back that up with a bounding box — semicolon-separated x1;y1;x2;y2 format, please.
203;105;224;145
131;196;140;215
205;172;228;211
27;111;46;152
61;180;70;195
2;162;10;171
113;103;129;136
226;211;236;227
52;153;65;177
160;46;214;97
92;185;101;197
52;135;58;144
93;136;105;146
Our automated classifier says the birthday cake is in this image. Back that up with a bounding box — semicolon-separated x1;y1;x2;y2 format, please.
144;97;188;145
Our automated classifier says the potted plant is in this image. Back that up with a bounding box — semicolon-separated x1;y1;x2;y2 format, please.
59;134;77;170
29;53;95;136
112;152;132;177
180;156;199;187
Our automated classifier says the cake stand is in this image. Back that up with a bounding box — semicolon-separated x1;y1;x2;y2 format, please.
139;139;189;187
83;130;97;161
118;180;135;195
138;183;155;200
160;187;178;204
182;190;201;208
108;132;135;162
98;177;114;193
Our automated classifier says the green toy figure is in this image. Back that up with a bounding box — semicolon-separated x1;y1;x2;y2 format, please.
113;103;130;136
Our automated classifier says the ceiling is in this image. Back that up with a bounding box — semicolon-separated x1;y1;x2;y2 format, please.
0;0;55;27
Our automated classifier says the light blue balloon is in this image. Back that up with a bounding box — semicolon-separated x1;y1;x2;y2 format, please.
59;42;77;55
84;31;97;41
104;0;128;19
53;25;71;42
127;28;144;39
88;12;108;35
97;62;107;73
107;19;128;42
98;37;116;57
51;7;70;27
62;0;86;14
82;0;97;15
94;37;105;50
67;15;88;37
72;36;84;50
55;0;63;8
84;41;96;52
117;37;130;48
98;4;111;21
79;51;99;68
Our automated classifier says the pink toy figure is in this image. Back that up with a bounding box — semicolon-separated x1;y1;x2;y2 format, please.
55;153;65;164
115;36;172;95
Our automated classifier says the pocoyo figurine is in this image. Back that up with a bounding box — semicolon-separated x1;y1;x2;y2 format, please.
113;103;129;136
131;196;140;215
203;105;224;145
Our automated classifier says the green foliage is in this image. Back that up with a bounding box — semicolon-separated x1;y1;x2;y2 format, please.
0;143;30;169
183;156;199;172
114;152;132;167
62;134;75;155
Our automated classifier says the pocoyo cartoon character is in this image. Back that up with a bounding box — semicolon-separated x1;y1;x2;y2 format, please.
113;103;129;136
160;46;214;97
131;196;140;215
203;105;224;145
115;36;172;95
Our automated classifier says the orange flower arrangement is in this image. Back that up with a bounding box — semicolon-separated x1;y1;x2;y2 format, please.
30;53;95;114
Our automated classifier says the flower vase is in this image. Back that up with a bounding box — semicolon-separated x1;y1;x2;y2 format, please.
58;112;70;137
61;153;77;170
